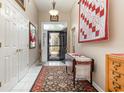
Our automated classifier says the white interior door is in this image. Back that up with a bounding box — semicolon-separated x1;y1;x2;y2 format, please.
18;18;29;80
0;15;6;87
0;1;19;87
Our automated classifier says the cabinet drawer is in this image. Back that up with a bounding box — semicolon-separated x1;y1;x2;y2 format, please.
106;54;124;92
109;79;124;92
109;60;124;74
109;70;124;86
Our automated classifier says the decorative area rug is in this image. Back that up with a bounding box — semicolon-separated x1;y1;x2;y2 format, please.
30;66;97;92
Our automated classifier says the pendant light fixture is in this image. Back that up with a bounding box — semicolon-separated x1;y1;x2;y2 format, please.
49;0;59;16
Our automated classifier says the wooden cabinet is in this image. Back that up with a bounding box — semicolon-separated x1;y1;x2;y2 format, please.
106;54;124;92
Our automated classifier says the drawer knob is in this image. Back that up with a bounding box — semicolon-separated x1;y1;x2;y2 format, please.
112;71;121;82
112;71;121;78
113;82;121;90
113;66;117;70
113;62;121;68
113;77;118;81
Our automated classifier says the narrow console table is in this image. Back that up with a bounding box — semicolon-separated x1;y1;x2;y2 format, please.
65;53;94;87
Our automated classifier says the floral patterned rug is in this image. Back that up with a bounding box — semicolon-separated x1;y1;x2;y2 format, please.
30;66;98;92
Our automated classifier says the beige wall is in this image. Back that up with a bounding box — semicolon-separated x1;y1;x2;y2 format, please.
39;12;70;23
26;0;40;66
70;0;124;91
11;0;39;66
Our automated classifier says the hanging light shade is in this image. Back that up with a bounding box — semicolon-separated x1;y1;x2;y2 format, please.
49;0;59;16
49;10;59;16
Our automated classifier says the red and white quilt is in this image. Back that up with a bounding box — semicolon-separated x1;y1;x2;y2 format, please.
79;0;109;43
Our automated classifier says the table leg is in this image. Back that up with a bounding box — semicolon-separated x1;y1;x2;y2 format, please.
73;66;76;88
66;66;68;73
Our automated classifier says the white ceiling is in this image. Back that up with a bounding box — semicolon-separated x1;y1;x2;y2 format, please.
34;0;77;13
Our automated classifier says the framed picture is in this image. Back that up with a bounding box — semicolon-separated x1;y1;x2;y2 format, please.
29;22;36;49
15;0;25;11
78;0;109;43
50;15;59;22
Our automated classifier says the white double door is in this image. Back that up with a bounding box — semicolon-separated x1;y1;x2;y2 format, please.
0;0;29;89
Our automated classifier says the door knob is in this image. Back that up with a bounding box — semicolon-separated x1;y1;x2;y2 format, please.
0;2;2;8
0;82;1;87
16;49;21;52
16;49;19;52
19;49;23;52
19;49;21;52
0;42;2;48
16;49;23;52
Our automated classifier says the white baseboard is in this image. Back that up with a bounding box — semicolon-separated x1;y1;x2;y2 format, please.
93;81;104;92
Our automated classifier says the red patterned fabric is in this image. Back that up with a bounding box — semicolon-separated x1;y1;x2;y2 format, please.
29;32;36;42
79;0;109;43
31;67;46;92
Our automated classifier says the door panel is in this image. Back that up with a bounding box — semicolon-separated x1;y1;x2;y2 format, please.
0;14;5;86
48;32;60;61
3;8;19;85
12;54;18;79
4;19;11;47
5;56;10;83
18;19;29;80
59;31;67;60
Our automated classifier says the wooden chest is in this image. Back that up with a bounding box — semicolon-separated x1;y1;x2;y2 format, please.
106;54;124;92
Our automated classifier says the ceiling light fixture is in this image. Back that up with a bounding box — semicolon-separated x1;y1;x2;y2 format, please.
49;0;59;16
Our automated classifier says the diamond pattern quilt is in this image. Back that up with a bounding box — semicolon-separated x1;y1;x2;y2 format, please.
79;0;109;42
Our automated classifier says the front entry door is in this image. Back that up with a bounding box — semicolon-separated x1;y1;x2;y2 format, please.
48;30;67;61
48;32;60;61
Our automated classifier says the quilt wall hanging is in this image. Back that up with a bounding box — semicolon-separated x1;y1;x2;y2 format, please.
79;0;109;43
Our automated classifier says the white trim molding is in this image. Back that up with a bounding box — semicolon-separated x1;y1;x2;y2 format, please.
93;81;104;92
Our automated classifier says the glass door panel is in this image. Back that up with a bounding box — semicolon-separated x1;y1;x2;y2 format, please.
48;31;67;61
48;32;60;60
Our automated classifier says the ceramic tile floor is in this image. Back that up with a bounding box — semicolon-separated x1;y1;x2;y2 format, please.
11;62;42;92
43;61;65;66
11;61;69;92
